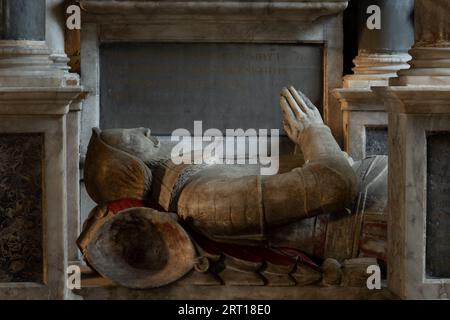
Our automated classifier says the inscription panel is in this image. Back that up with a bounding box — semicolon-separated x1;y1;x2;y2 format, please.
365;126;388;156
100;43;323;134
426;132;450;278
0;133;44;283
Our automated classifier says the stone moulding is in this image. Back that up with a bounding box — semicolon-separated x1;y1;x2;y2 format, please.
79;1;349;22
0;41;63;87
333;87;388;160
333;88;384;112
372;87;450;114
0;88;84;115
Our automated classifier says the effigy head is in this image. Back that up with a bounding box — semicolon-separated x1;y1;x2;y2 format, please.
84;128;153;205
100;127;161;164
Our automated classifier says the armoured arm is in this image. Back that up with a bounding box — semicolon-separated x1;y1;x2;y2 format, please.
262;124;356;228
264;87;356;225
177;87;357;240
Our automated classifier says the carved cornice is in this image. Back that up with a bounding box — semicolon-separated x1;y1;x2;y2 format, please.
333;88;384;112
79;1;349;23
373;86;450;114
0;87;85;115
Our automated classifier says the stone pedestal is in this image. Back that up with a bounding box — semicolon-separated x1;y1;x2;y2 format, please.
333;0;414;160
0;87;82;299
394;0;450;86
374;0;450;299
0;0;84;299
374;87;450;299
46;0;85;264
334;88;388;160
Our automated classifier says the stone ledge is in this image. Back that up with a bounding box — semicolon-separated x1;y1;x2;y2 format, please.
333;88;384;112
79;1;349;23
75;282;394;300
73;265;395;300
372;86;450;114
0;87;84;115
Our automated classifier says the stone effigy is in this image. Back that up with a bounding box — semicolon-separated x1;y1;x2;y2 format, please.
78;87;388;289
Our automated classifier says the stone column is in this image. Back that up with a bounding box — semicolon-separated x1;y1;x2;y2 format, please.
334;0;414;160
46;0;85;265
46;0;70;72
1;0;45;40
374;0;450;299
394;0;450;86
0;0;83;299
0;0;63;87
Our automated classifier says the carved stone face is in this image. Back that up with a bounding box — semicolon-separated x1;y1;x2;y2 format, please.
100;128;161;163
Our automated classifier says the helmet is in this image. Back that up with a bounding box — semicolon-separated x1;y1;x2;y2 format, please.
82;207;196;289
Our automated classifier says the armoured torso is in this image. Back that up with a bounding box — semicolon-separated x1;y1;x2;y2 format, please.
150;153;388;261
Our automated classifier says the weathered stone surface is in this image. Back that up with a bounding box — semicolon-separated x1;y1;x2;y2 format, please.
341;257;378;287
79;0;349;22
75;280;395;300
414;0;450;47
365;127;388;156
46;0;70;71
321;258;342;286
100;43;323;134
0;87;83;299
0;134;43;283
374;86;450;299
395;0;450;86
426;132;450;278
0;41;64;87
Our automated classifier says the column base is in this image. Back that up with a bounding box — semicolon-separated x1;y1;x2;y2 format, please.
343;52;411;88
394;47;450;86
50;53;71;73
334;52;409;159
0;40;64;87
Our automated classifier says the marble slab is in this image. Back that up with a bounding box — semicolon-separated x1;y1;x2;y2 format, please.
100;42;323;134
426;132;450;278
365;126;388;156
0;134;44;283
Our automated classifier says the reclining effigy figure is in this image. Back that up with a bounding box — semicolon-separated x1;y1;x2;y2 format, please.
78;87;387;289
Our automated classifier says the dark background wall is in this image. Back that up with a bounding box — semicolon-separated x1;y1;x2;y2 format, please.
343;0;359;76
